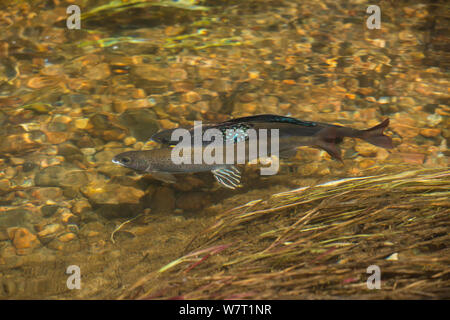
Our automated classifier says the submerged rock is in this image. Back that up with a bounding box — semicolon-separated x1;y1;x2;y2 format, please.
8;227;40;255
0;133;41;154
176;192;211;211
81;183;145;205
31;187;64;201
34;165;88;188
118;109;160;141
151;186;175;214
0;208;29;229
81;182;146;218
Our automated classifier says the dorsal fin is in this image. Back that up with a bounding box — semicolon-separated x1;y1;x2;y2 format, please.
224;114;318;127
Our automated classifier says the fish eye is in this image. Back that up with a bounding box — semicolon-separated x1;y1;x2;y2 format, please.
121;157;131;164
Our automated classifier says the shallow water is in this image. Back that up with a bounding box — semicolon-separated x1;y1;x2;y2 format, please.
0;0;448;299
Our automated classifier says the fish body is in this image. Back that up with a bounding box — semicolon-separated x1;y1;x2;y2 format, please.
113;114;393;189
112;146;246;188
151;114;320;145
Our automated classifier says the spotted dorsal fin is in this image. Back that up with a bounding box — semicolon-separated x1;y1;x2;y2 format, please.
211;166;242;189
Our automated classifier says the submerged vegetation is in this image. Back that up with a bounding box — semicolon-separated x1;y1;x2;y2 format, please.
120;168;449;299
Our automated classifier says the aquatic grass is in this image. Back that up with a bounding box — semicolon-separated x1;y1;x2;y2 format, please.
82;0;209;21
120;168;450;299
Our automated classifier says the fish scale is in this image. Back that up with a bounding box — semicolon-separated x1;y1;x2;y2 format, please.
220;123;252;143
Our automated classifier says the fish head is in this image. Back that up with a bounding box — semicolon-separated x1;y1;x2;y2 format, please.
112;151;151;172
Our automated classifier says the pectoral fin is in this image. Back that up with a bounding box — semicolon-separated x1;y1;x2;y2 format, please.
151;172;177;184
211;166;242;189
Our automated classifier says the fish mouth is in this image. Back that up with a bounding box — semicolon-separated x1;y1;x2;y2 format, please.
111;159;124;166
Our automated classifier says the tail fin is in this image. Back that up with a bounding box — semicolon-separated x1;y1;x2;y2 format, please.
360;119;393;149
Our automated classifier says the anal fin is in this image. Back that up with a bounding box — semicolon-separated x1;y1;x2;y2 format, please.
151;172;177;184
211;166;242;189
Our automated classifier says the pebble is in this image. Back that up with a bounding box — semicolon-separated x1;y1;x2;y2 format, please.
37;223;62;239
79;222;105;239
57;233;76;242
80;147;96;156
172;81;195;92
355;143;378;157
10;157;25;165
0;208;28;229
44;131;68;144
57;143;82;157
74;118;89;129
4;167;16;179
237;102;257;113
94;148;123;163
124;136;136;146
168;68;188;81
8;227;40;255
61;212;80;225
31;187;63;201
119;109;160;141
81;183;145;205
132;64;170;82
376;149;390;161
358;159;376;169
35;165;88;188
420;128;441;138
427;114;442;127
0;133;40;154
85;63;110;80
71;199;92;215
0;178;11;193
182;91;201;104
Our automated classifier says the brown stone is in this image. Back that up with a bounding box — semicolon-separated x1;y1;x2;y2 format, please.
31;187;63;201
58;233;76;242
8;227;39;255
45;131;69;144
81;183;145;205
72;199;92;215
182;91;201;104
37;223;62;239
85;63;110;80
391;123;419;139
355;143;378;157
359;159;376;169
0;133;40;154
152;186;175;213
172;81;195;92
158;119;177;129
0;178;11;194
176;192;210;211
420;128;441;138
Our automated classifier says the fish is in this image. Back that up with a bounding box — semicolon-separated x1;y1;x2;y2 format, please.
151;114;320;145
112;114;393;189
112;145;247;189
